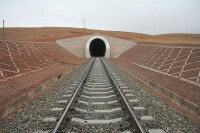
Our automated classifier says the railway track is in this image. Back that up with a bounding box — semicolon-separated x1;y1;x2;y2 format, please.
41;57;165;133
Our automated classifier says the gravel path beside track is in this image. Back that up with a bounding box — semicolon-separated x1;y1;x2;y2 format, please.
0;60;91;132
106;60;200;133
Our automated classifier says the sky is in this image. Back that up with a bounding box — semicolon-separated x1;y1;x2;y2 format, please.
0;0;200;35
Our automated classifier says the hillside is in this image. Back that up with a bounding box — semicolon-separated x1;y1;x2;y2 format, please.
0;27;200;45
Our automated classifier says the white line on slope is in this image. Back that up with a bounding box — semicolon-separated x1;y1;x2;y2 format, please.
158;48;174;71
167;48;183;73
22;42;30;56
5;42;19;73
0;69;4;77
118;58;200;87
179;48;193;77
14;42;22;55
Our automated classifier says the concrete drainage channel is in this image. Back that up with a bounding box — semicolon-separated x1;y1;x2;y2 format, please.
37;58;165;133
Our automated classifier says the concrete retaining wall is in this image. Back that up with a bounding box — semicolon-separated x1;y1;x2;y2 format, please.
56;35;136;58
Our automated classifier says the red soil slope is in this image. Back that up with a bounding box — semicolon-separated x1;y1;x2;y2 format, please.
0;40;86;118
0;27;200;45
113;44;200;107
0;40;77;80
118;44;200;83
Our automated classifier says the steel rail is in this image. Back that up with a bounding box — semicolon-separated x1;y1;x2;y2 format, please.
52;58;95;133
100;58;146;133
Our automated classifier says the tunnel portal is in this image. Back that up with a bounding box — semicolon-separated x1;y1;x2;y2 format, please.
89;39;106;57
86;35;110;58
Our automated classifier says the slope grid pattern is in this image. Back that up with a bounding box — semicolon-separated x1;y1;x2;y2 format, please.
0;40;77;81
119;44;200;84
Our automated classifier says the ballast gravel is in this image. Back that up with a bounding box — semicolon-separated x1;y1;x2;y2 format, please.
0;58;199;133
0;61;91;133
106;60;200;133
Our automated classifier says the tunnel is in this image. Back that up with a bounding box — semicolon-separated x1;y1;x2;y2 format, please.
86;35;110;58
89;39;106;57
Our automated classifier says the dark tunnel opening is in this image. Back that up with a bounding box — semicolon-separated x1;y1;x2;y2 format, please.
89;39;106;57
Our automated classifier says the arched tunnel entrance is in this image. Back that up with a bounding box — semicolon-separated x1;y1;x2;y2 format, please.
86;36;110;58
89;39;106;57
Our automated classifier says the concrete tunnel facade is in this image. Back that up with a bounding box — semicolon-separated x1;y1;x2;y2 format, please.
86;36;110;58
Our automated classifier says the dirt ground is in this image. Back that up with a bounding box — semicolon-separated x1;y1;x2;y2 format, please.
0;27;200;45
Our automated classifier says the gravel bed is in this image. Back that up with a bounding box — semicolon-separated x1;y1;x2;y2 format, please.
106;60;200;133
62;120;135;133
62;58;134;132
0;60;92;133
2;57;199;133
